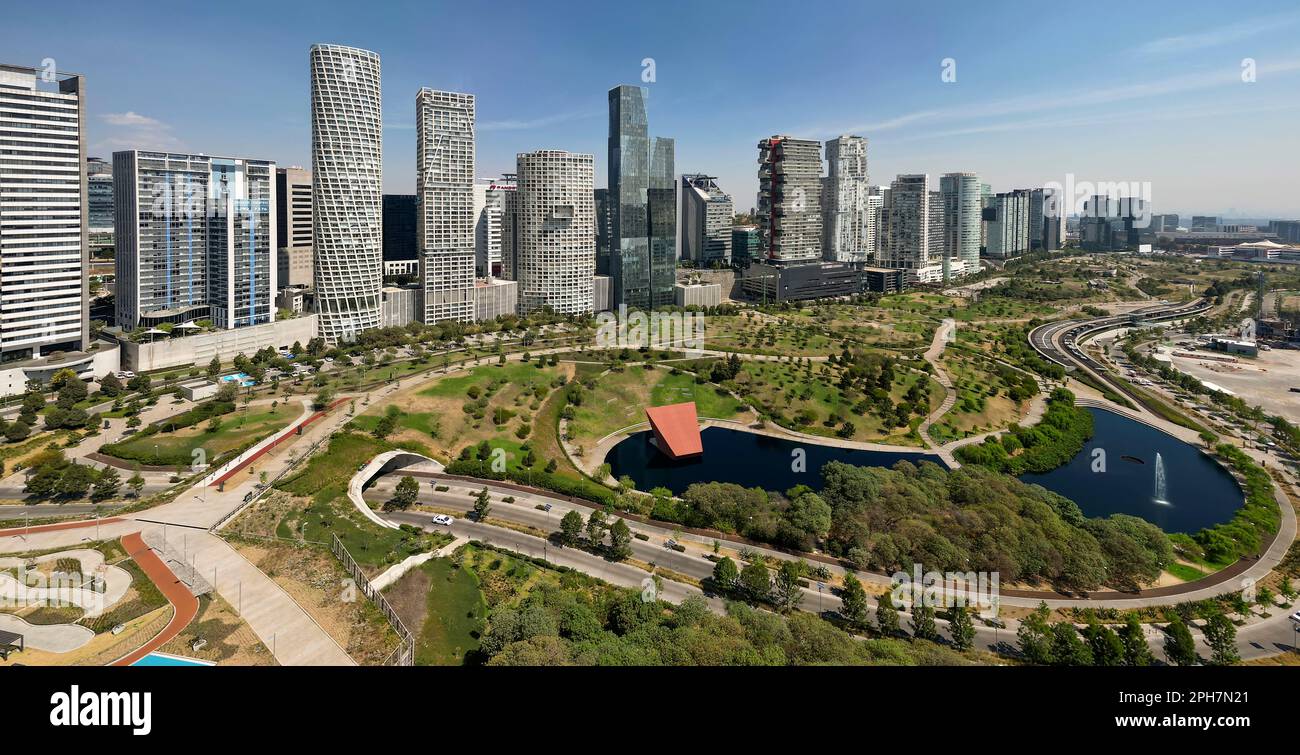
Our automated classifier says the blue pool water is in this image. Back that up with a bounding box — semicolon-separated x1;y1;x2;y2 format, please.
131;652;214;667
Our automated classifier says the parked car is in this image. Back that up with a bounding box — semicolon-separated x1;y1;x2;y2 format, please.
431;514;454;526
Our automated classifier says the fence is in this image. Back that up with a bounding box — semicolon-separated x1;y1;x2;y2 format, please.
330;533;414;667
208;430;332;534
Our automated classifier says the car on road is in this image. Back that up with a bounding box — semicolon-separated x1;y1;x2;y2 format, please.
541;503;553;512
431;514;454;526
664;538;678;549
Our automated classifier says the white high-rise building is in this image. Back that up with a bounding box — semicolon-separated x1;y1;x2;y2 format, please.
473;175;515;278
310;44;383;344
0;64;88;360
514;150;595;315
114;151;276;331
864;186;884;262
940;172;981;276
416;88;476;324
884;175;944;284
822;135;870;263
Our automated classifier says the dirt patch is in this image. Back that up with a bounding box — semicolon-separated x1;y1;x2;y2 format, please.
159;592;277;665
383;562;432;632
233;539;399;665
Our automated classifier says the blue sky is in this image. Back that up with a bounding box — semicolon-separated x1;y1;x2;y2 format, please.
5;0;1299;217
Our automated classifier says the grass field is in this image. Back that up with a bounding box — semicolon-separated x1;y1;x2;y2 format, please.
412;557;487;665
928;351;1029;443
728;359;940;445
565;365;749;450
101;404;297;467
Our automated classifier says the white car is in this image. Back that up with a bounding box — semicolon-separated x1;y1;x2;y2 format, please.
431;514;454;526
1289;611;1300;625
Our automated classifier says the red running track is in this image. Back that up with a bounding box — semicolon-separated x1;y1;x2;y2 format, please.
111;531;199;666
0;516;125;538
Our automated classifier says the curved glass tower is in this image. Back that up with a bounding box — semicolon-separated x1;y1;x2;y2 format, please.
310;44;382;343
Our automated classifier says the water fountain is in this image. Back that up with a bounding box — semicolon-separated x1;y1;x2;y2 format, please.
1153;452;1170;506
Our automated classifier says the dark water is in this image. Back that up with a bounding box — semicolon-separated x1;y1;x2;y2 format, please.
605;426;942;496
604;410;1243;533
1018;408;1242;533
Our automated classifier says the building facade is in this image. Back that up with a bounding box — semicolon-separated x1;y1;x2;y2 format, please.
883;174;944;283
87;157;113;232
0;64;88;361
473;176;515;278
310;44;383;344
608;85;675;310
276;167;313;289
984;189;1030;259
514;150;595;315
114;151;276;331
940;172;981;273
757;135;823;263
680;174;733;267
381;194;417;269
416;88;476;324
822;135;870;263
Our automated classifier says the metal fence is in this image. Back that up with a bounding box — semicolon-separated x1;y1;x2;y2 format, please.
330;534;414;667
208;431;332;534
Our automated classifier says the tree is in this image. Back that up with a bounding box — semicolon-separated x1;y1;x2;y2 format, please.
5;419;30;442
472;486;491;520
90;467;121;502
207;356;222;378
1017;602;1054;665
1203;613;1239;666
127;466;146;497
1050;623;1093;666
584;510;607;546
372;413;397;440
838;573;869;629
608;518;632;560
1163;618;1198;666
711;556;739;592
1120;615;1153;667
739;560;771;602
312;389;334;410
99;372;124;397
55;463;96;499
1084;621;1125;666
390;475;419;510
876;593;901;636
558;510;583;546
773;560;804;612
910;603;938;642
948;604;975;651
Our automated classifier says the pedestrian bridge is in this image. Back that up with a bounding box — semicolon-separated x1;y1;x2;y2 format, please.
347;451;444;530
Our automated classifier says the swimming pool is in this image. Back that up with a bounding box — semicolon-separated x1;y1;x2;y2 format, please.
131;652;214;667
220;372;256;388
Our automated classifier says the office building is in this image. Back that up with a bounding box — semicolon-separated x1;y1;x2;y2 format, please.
608;85;675;310
592;274;612;312
276;167;313;289
416;88;476;324
742;261;861;302
680;174;733;267
862;266;906;294
674;281;722;308
757;135;822;263
473;176;515;278
114;150;276;331
1152;213;1180;233
382;194;417;269
473;277;518;321
823;135;870;263
310;43;383;344
1271;220;1300;243
731;225;760;265
380;284;419;327
1191;215;1218;231
514;150;595;315
0;64;88;362
940;172;981;272
594;188;610;276
882;174;944;283
1080;196;1149;251
984;190;1031;259
87;157;113;232
865;186;885;262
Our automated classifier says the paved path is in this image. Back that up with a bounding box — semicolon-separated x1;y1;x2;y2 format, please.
0;613;94;653
917;319;959;465
110;531;198;666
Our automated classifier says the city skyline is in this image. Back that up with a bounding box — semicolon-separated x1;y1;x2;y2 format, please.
4;0;1298;219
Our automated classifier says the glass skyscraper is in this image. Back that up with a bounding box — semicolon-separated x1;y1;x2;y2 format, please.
607;85;674;310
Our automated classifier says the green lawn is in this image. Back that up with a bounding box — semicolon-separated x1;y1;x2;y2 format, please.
566;365;747;450
413;558;487;665
101;405;297;467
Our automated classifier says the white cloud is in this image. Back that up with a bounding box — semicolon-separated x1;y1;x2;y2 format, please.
92;111;182;153
480;108;599;132
1137;13;1300;56
101;111;164;128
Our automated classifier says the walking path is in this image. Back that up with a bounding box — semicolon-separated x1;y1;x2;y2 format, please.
110;531;198;666
917;319;958;464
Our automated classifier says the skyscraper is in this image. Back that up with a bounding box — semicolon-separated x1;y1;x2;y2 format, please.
823;135;870;263
940;172;981;275
984;190;1030;259
757;135;822;263
515;150;595;315
883;174;944;283
865;186;885;262
680;174;733;267
0;64;87;359
114;151;276;331
1028;187;1064;252
310;44;383;344
381;194;418;269
416;88;476;324
473;176;514;278
87;157;114;232
608;85;675;310
276;167;313;289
